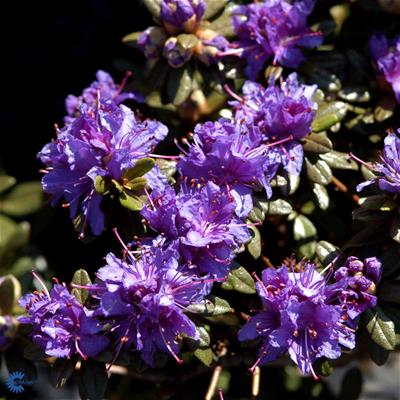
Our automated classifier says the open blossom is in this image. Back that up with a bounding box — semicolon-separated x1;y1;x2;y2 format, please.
141;182;251;277
356;131;400;193
160;0;205;34
91;243;210;366
238;262;359;377
370;33;400;103
18;283;108;359
38;101;168;237
177;118;273;217
230;0;322;79
65;70;144;123
231;73;317;177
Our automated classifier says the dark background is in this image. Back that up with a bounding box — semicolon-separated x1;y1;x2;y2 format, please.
0;1;153;279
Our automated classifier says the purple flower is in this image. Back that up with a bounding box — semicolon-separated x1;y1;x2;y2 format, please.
92;243;210;366
18;283;108;359
163;37;194;68
177;118;273;217
141;182;251;277
370;33;400;103
333;256;382;320
230;0;322;79
160;0;205;34
239;262;356;377
231;74;317;177
65;70;144;123
357;131;400;193
0;316;17;350
38;101;168;237
138;27;168;61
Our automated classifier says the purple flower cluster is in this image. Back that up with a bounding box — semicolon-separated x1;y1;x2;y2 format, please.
239;257;381;377
18;283;108;359
141;182;251;277
370;33;400;103
357;131;400;193
137;0;228;67
91;244;211;366
177;118;272;217
38;101;168;237
65;70;144;124
231;73;317;177
229;0;322;79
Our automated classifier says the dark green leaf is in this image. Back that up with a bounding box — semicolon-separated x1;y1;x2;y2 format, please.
367;338;390;366
208;7;235;37
121;31;142;47
260;199;293;216
390;213;400;243
156;159;176;179
246;225;261;259
305;158;332;185
0;175;16;194
364;307;396;350
0;275;21;315
271;172;300;196
312;101;348;132
312;183;330;210
320;150;358;170
186;296;232;315
79;359;108;400
316;241;338;266
203;0;227;20
339;367;363;400
293;215;317;259
119;192;145;211
94;176;108;194
0;181;42;216
51;356;78;388
194;347;214;366
167;67;193;106
358;194;396;212
221;262;256;294
142;0;161;17
124;177;148;191
123;158;155;181
71;269;91;305
23;342;48;361
338;87;370;103
379;282;400;304
302;132;333;154
177;33;199;51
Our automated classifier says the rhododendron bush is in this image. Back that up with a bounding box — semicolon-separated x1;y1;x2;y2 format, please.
1;0;400;399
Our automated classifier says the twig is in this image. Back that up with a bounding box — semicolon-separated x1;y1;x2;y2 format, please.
251;366;260;399
331;176;360;203
205;366;222;400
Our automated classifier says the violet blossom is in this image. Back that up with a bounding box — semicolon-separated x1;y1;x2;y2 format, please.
231;73;317;178
38;100;168;237
141;182;251;277
229;0;322;79
18;282;108;359
370;33;400;103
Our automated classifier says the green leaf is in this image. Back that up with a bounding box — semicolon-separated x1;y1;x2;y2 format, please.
167;67;193;106
203;0;227;20
23;341;48;361
312;101;348;132
367;338;389;366
0;176;16;194
221;262;256;294
197;326;211;347
121;31;142;47
260;199;293;216
123;158;155;182
339;368;363;400
302;132;333;154
0;275;21;314
358;194;396;212
186;296;232;315
79;359;107;400
208;6;235;37
119;192;145;212
94;176;108;194
71;269;91;304
270;172;300;196
177;33;199;51
0;181;42;216
390;213;400;243
312;183;330;210
305;158;332;185
125;177;148;191
293;215;317;259
379;282;400;304
364;307;396;350
51;356;78;388
156;159;176;179
194;347;214;366
246;225;262;259
248;198;265;223
320;150;358;170
142;0;161;17
316;241;338;266
338;87;370;103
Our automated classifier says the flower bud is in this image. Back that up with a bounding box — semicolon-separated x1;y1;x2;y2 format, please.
160;0;206;34
195;31;229;66
138;27;168;60
364;257;382;283
345;256;364;274
163;34;198;68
